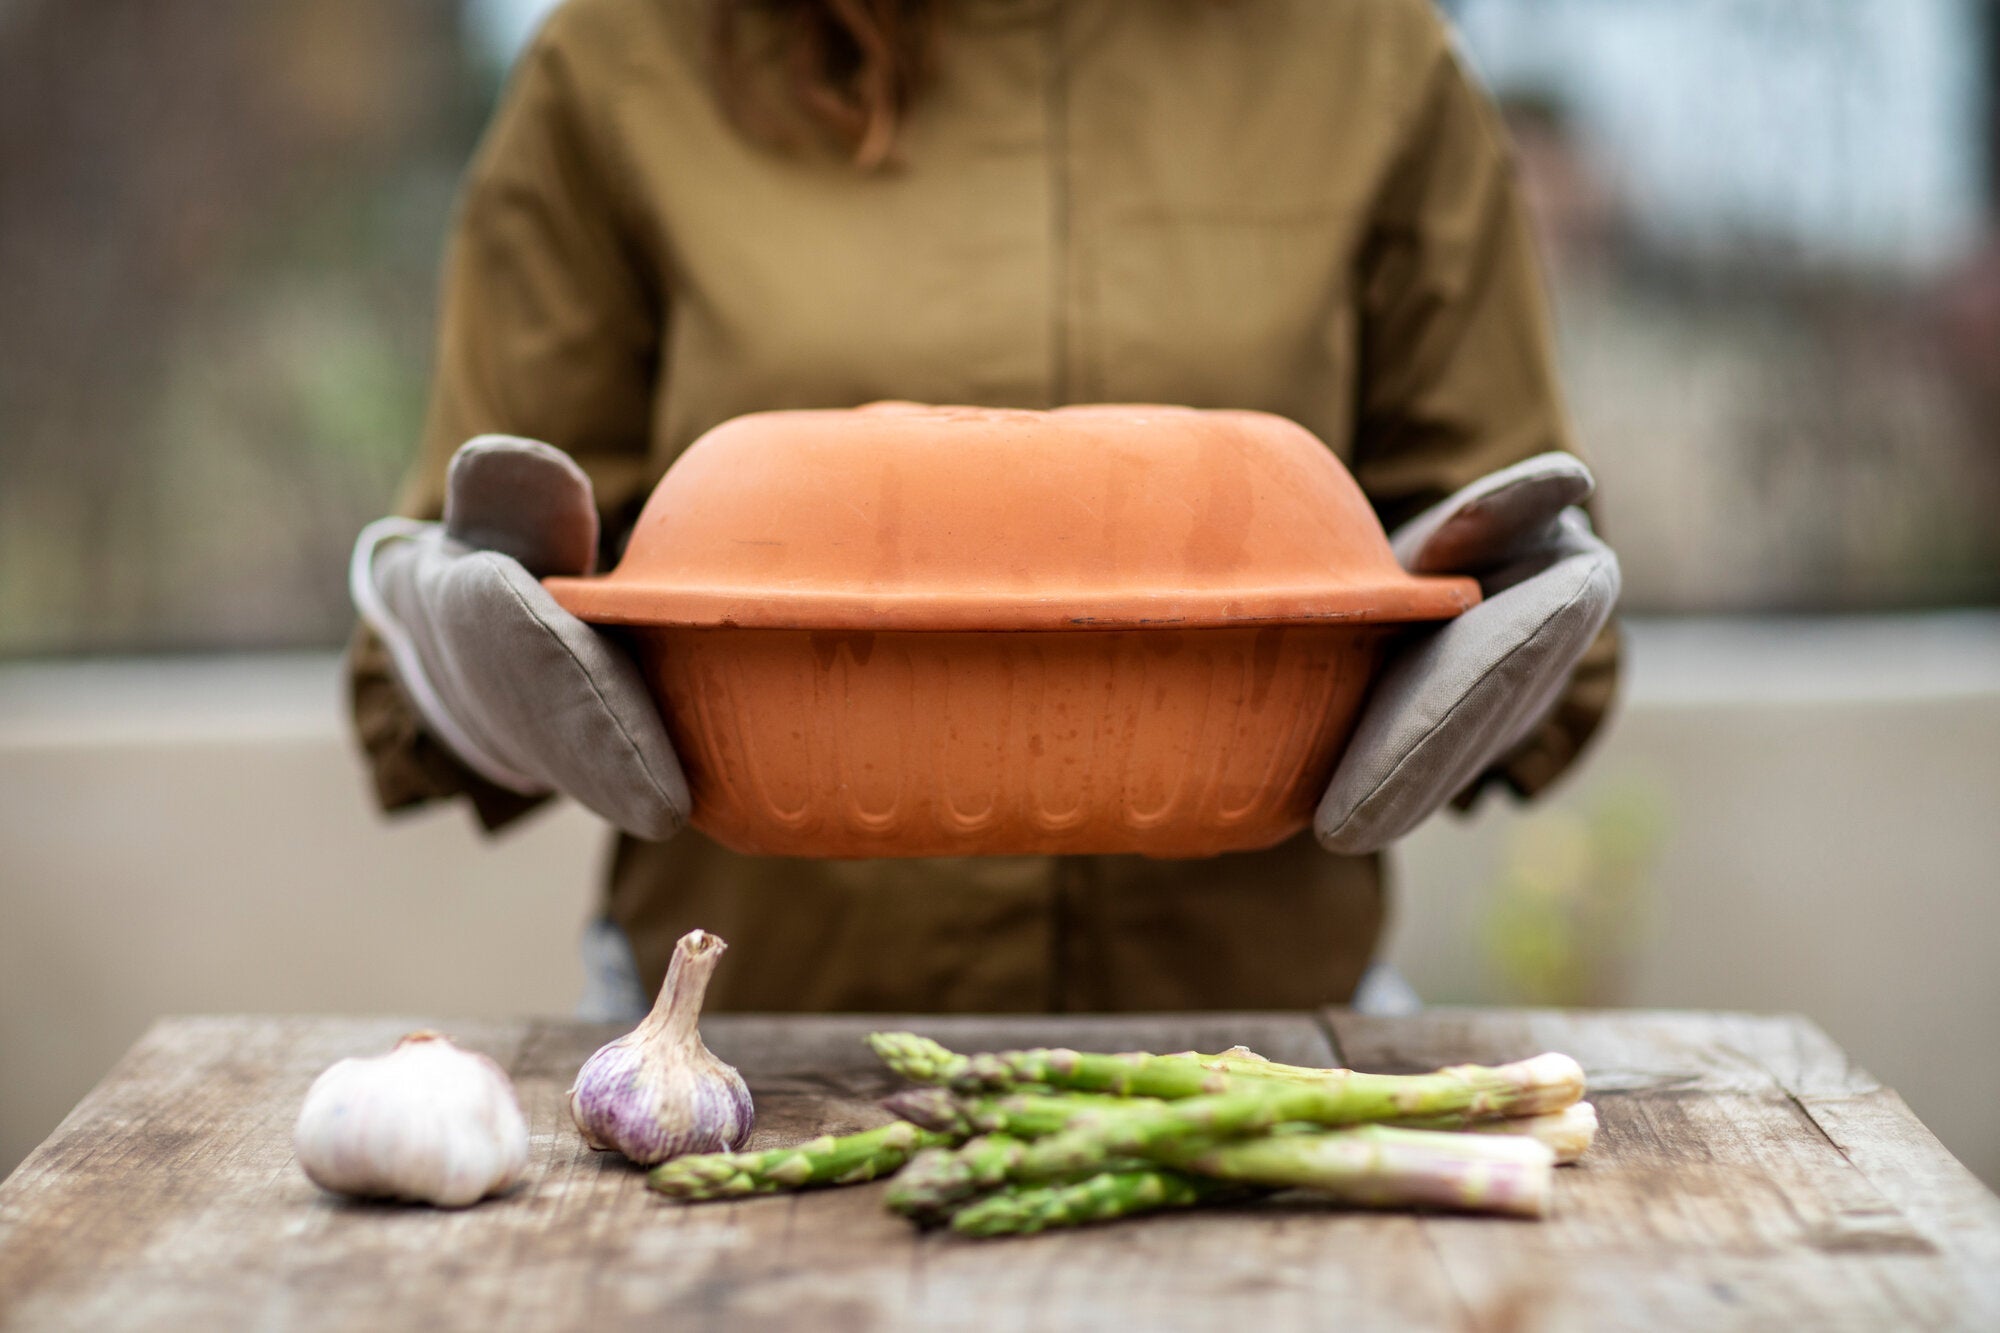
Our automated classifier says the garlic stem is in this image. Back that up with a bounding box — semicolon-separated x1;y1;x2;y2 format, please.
641;928;725;1045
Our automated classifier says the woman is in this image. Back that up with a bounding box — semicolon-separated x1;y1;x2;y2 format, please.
348;0;1621;1015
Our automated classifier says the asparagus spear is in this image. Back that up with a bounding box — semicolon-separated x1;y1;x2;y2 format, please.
1177;1125;1555;1219
870;1033;1582;1117
870;1033;1395;1098
893;1084;1598;1170
947;1124;1557;1237
950;1168;1232;1237
884;1092;1159;1224
907;1122;1555;1224
885;1123;1173;1225
1441;1101;1597;1165
886;1135;1034;1225
888;1096;1564;1220
1016;1053;1584;1178
1175;1045;1390;1086
870;1032;1242;1097
884;1087;1125;1139
647;1121;956;1200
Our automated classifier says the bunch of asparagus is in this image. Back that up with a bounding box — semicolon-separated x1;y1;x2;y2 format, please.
647;1034;1595;1236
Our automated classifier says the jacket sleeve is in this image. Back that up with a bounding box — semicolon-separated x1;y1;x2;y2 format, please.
345;10;662;830
1349;8;1621;803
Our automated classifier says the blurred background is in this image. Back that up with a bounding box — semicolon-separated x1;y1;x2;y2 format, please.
2;0;1997;1184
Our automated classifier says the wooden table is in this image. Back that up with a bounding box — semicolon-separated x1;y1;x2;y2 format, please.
3;1010;1997;1331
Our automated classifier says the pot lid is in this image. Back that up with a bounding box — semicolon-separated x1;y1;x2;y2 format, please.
544;404;1480;631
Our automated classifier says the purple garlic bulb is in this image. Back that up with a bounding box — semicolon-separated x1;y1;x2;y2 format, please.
567;929;754;1164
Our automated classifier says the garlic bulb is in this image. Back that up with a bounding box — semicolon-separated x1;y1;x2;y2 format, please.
293;1031;529;1207
568;928;754;1164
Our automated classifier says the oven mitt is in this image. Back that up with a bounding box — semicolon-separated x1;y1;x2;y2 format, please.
349;436;688;840
1315;453;1620;854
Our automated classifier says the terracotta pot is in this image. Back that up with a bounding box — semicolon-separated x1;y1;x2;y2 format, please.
545;404;1478;858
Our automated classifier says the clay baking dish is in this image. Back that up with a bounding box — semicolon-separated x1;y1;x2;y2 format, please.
544;404;1478;858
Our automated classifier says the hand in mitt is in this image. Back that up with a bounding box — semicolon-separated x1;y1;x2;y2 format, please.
1315;453;1619;855
349;436;688;840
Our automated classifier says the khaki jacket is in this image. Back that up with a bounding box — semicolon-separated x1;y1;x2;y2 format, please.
349;0;1621;1012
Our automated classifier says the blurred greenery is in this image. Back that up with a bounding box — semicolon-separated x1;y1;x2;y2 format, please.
1479;780;1672;1007
0;0;493;655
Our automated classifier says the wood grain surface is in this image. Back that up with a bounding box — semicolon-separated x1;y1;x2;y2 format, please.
1;1010;1995;1331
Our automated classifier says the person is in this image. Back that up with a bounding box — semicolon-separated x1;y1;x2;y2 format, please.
346;0;1621;1017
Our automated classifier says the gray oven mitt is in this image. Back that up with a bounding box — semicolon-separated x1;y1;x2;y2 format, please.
1315;453;1620;854
349;436;688;840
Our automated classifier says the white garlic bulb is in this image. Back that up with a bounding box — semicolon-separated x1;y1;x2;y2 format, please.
294;1031;529;1207
568;928;754;1164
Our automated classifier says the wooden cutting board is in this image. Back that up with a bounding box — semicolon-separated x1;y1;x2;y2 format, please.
2;1009;1997;1331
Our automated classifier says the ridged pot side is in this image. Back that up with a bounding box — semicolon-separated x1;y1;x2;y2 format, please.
631;625;1393;859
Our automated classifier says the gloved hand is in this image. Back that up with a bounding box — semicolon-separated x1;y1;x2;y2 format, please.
1315;453;1620;854
349;436;689;840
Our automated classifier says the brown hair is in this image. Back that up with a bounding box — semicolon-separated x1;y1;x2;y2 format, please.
712;0;941;171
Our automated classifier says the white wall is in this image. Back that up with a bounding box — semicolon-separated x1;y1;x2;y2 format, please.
3;617;1998;1186
0;655;603;1180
